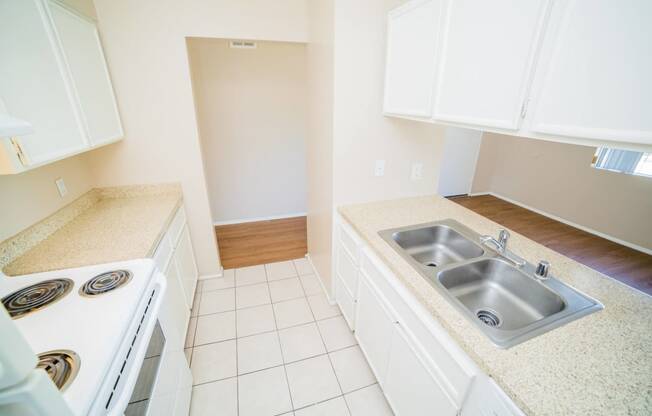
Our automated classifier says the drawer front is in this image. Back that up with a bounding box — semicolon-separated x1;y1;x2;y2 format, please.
167;206;186;248
361;247;476;406
336;244;359;296
339;221;362;264
335;277;356;330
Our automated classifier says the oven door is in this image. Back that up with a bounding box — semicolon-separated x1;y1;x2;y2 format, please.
124;298;192;415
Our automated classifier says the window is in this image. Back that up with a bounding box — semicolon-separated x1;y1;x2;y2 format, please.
592;147;652;178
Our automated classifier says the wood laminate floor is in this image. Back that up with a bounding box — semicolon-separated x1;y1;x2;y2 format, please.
449;194;652;295
215;216;307;269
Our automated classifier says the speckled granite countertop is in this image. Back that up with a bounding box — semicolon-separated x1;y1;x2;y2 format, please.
1;184;182;276
339;195;652;416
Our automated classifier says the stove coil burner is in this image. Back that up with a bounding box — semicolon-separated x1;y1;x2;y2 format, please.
37;350;80;391
1;279;73;319
80;270;132;297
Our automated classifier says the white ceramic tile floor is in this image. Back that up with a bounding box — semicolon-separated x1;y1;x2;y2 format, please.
235;265;267;286
317;316;357;352
265;260;298;281
199;288;235;316
235;282;271;309
195;311;236;346
293;258;314;276
187;259;393;415
269;278;305;303
278;322;326;363
299;274;322;296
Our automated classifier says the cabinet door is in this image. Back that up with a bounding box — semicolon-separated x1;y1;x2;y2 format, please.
174;226;198;310
162;256;190;349
383;0;443;117
354;276;396;386
384;324;458;416
0;0;87;165
461;375;524;416
433;0;550;129
529;0;652;144
47;0;123;146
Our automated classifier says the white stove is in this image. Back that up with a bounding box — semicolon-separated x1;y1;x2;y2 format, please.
0;258;182;416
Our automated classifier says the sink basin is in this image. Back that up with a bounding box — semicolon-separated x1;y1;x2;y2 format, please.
379;219;603;348
388;222;484;268
438;258;565;331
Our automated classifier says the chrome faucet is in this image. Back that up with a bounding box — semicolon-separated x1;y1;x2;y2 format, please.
481;229;510;253
481;229;525;267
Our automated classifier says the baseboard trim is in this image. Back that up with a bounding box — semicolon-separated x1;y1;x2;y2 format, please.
305;253;336;305
468;192;652;256
199;266;224;280
214;213;307;226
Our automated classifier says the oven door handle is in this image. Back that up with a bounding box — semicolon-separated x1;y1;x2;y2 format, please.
108;272;167;415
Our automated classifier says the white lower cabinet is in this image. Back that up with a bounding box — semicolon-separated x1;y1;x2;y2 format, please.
338;217;524;416
461;374;525;416
153;206;197;350
173;226;199;310
384;324;458;416
163;256;190;348
354;277;395;385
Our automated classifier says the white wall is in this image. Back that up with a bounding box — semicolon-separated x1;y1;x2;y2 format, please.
332;0;446;207
188;39;307;223
472;133;652;250
87;0;309;275
305;0;447;293
306;0;335;292
0;153;93;242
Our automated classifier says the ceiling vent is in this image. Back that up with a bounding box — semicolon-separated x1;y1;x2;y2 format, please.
229;40;257;49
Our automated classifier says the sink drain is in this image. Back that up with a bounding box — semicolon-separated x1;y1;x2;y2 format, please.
425;262;437;267
476;309;501;327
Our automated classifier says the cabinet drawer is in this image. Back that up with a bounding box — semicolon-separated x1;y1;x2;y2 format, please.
335;277;356;330
336;244;359;296
167;206;186;248
361;247;477;406
339;220;363;265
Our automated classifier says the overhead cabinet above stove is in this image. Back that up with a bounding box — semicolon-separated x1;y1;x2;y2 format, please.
0;0;123;174
383;0;652;149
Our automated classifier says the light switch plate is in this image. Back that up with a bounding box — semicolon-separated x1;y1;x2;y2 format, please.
375;159;386;177
55;177;68;197
411;162;423;181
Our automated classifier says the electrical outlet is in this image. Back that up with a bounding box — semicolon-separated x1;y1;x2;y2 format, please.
374;159;386;177
411;162;423;181
55;178;68;197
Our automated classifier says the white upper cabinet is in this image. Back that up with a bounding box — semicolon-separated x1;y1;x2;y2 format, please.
383;0;652;147
527;0;652;144
432;0;550;130
383;0;443;117
0;0;123;174
0;0;88;167
48;1;123;146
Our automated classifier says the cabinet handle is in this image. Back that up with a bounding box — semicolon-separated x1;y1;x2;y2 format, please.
10;138;28;166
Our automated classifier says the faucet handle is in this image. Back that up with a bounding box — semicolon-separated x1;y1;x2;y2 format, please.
535;260;550;279
498;229;510;246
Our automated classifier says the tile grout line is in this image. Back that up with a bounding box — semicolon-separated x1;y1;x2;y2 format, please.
304;288;353;416
234;284;240;416
264;263;296;414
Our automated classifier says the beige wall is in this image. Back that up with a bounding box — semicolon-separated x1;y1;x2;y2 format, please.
87;0;309;276
188;39;307;223
305;0;447;294
472;133;652;250
306;0;335;293
332;0;446;206
0;153;93;242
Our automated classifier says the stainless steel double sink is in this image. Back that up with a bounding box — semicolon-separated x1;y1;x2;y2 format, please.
379;219;603;348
